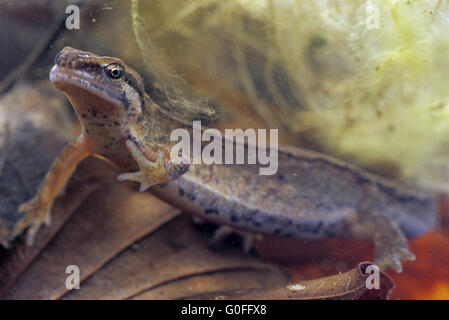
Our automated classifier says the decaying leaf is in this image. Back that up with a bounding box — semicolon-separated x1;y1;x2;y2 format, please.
0;175;102;297
189;262;394;300
61;213;289;300
132;270;288;300
2;182;181;300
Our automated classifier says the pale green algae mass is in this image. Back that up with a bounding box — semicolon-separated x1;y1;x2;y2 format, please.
230;0;449;192
132;0;449;191
285;1;449;190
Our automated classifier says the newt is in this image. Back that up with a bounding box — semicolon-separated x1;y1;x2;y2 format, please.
13;47;437;273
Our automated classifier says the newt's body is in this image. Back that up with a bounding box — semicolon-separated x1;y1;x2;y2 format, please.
14;47;437;272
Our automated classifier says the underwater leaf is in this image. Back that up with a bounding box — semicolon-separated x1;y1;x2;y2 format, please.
189;262;394;300
2;183;180;300
131;269;287;300
0;174;102;297
61;215;288;300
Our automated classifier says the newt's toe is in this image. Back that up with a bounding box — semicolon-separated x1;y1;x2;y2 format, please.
13;197;52;245
375;248;415;273
117;171;155;192
118;140;189;191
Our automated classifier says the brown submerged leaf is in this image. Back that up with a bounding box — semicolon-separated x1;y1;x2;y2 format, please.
132;270;288;300
2;182;181;300
0;173;102;297
188;262;394;300
61;214;289;300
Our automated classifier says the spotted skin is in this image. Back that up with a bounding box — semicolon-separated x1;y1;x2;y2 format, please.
14;47;437;273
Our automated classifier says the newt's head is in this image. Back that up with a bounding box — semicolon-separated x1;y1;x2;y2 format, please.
50;47;146;134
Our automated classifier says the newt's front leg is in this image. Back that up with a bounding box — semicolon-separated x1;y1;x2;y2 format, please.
117;140;189;192
13;136;91;244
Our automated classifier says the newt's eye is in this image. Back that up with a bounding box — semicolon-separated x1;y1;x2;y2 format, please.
103;63;125;82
